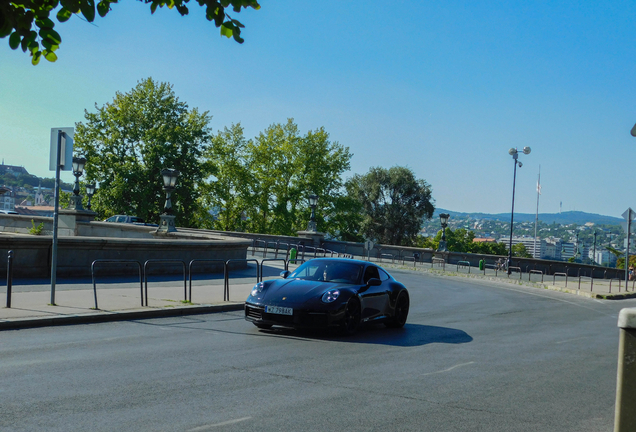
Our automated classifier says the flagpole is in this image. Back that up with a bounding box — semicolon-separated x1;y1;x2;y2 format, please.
534;166;541;258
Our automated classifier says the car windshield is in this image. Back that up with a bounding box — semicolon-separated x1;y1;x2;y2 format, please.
288;261;363;284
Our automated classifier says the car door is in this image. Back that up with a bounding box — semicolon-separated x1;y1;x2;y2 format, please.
359;265;390;321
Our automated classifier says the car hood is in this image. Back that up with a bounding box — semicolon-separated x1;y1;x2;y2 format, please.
255;279;356;306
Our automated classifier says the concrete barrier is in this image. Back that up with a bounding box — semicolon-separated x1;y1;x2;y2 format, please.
614;308;636;432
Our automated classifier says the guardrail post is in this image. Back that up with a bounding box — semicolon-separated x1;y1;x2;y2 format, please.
6;250;13;308
614;308;636;432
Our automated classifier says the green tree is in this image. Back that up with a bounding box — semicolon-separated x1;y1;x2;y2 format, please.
417;228;507;255
1;0;260;65
347;166;435;246
198;123;253;231
249;120;352;237
199;119;354;239
471;240;507;256
74;77;211;227
512;243;532;258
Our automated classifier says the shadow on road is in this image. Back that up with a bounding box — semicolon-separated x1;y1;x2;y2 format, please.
258;323;473;347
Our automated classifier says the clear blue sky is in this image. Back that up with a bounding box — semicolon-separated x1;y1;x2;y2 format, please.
1;1;635;218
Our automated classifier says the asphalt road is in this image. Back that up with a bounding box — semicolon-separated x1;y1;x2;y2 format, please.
2;268;633;432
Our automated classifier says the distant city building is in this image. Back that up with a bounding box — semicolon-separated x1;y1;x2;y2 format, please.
541;237;564;260
561;242;575;260
0;187;16;211
0;161;29;177
499;236;541;258
592;249;617;267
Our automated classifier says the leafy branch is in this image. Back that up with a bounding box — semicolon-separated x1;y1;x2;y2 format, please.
0;0;260;65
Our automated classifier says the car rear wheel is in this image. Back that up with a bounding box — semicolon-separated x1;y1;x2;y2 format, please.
254;323;273;329
386;291;409;328
341;298;361;335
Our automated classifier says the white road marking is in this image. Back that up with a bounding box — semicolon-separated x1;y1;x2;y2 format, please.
187;417;252;431
556;336;591;344
421;361;475;376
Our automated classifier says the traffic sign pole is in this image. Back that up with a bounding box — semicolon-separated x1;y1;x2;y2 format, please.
622;208;635;289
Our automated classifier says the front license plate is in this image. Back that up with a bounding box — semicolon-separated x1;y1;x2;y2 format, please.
265;306;293;316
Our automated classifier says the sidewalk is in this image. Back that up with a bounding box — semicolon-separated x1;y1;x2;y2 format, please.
0;276;254;330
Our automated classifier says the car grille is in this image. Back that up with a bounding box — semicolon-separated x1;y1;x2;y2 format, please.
245;304;263;320
245;304;330;328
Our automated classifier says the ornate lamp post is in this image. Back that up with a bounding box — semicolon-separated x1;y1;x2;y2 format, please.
507;146;531;274
85;183;96;211
157;168;179;233
437;213;450;252
307;193;319;232
68;156;86;210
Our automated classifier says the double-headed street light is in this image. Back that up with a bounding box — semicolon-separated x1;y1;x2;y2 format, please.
157;168;180;233
307;193;319;232
437;213;450;252
69;156;86;210
507;146;531;274
85;183;96;211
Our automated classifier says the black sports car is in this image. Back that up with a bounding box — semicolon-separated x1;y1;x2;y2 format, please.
244;258;409;334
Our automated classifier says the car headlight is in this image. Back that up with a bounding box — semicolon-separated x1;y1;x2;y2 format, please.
251;282;266;297
321;289;340;303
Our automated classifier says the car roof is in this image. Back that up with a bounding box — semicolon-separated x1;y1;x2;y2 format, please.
306;257;372;265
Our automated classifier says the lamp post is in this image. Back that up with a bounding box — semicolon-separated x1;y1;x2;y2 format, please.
592;231;597;265
85;183;96;211
437;213;450;252
307;193;319;232
68;156;86;210
507;146;531;275
157;168;179;233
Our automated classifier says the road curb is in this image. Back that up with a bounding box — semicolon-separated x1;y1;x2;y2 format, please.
0;302;245;331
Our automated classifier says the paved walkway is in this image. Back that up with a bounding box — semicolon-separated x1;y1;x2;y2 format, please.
2;257;635;331
0;275;255;330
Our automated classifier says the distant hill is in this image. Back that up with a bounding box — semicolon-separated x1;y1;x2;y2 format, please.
434;209;623;226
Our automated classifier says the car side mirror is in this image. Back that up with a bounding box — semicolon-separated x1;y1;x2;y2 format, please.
280;270;290;279
366;278;381;286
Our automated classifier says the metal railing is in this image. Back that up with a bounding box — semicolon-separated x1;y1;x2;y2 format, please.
260;258;288;281
456;261;471;273
432;257;445;270
188;259;227;303
553;272;568;287
609;278;622;293
143;259;187;306
528;270;544;283
508;266;522;279
225;259;259;302
91;259;143;310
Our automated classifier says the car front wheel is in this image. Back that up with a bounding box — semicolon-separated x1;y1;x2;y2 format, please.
341;298;361;335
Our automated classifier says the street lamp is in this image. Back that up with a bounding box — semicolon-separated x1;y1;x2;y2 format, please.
69;156;86;210
85;183;96;210
437;213;450;252
307;193;319;232
507;146;531;274
157;168;179;233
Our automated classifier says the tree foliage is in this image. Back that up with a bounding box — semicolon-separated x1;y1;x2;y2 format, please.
200;119;354;239
74;77;211;227
417;227;508;255
512;243;532;258
1;0;260;65
347;166;435;246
